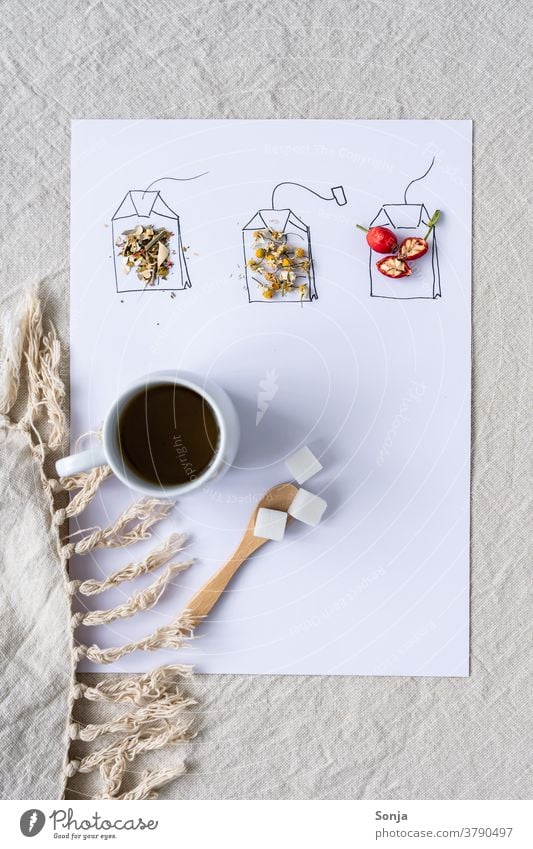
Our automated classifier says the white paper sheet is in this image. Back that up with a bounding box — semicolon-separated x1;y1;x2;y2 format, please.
70;119;471;676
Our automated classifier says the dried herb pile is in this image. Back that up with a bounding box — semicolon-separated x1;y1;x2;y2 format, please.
117;224;174;285
246;228;310;299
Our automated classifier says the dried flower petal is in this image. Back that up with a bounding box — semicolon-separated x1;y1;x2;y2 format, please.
157;242;169;265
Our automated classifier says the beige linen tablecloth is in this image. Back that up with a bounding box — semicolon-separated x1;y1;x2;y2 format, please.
1;0;531;799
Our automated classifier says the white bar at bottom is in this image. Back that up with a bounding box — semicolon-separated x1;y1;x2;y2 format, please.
3;799;531;848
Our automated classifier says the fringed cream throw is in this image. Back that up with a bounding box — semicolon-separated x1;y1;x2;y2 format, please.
0;291;196;800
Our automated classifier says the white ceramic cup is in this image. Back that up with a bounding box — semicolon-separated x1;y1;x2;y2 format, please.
55;370;240;497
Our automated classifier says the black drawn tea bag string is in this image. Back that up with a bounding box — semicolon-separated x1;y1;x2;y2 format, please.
402;157;434;210
141;171;209;199
401;157;441;235
123;172;209;301
271;181;347;209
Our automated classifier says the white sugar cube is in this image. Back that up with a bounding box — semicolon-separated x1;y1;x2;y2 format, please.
254;507;288;541
288;488;327;526
285;446;323;484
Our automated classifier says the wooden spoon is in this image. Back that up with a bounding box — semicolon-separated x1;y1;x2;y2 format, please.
184;482;298;630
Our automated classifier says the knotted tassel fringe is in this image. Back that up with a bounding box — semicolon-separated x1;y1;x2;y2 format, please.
73;610;195;664
71;559;194;627
98;755;189;800
55;464;112;494
1;289;66;454
68;532;187;596
63;496;174;557
70;691;196;741
38;328;65;449
72;664;192;705
53;465;112;524
23;290;47;453
113;765;188;800
65;721;193;780
68;665;196;798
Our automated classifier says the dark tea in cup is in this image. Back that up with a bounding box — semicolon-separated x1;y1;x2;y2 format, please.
56;370;240;496
117;383;220;486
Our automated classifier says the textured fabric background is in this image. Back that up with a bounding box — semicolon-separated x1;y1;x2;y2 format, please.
1;0;531;800
0;429;72;799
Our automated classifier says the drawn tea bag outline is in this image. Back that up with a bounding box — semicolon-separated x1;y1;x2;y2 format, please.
369;159;441;300
112;173;207;295
242;181;347;304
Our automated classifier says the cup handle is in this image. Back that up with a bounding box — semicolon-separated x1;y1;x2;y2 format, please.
55;445;107;478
